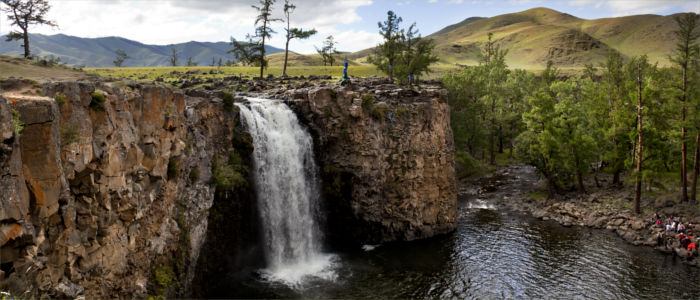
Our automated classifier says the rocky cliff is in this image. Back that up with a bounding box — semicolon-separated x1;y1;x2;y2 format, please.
0;79;244;298
285;79;457;245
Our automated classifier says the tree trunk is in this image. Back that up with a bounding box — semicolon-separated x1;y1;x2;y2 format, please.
260;22;267;79
692;133;699;202
489;98;496;165
634;61;643;214
283;39;290;77
23;28;30;58
498;126;504;154
681;67;688;202
544;157;555;199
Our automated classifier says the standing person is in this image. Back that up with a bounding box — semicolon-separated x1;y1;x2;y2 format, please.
340;59;350;85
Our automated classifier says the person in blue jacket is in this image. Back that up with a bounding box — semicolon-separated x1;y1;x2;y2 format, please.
340;59;351;85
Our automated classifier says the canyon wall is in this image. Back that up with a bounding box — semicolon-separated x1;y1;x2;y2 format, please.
286;80;457;245
0;79;241;298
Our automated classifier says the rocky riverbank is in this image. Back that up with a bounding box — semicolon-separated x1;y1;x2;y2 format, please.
463;164;700;268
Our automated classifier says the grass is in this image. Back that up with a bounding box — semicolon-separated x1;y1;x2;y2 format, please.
0;55;87;81
85;64;461;83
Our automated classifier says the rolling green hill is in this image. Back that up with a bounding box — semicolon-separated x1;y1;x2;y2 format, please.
0;33;285;67
353;7;698;69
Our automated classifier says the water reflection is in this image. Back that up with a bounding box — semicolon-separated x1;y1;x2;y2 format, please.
218;205;700;299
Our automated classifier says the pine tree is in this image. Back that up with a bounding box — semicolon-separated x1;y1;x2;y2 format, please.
169;48;179;66
670;13;700;202
368;11;403;81
252;0;281;78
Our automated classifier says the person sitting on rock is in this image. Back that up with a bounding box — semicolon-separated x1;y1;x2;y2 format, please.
688;240;696;256
678;222;685;234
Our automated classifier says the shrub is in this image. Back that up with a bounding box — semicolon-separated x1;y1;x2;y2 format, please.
167;157;180;181
54;93;67;105
90;92;105;111
222;91;234;112
371;106;386;120
361;94;374;111
455;151;481;179
189;169;200;182
212;152;247;190
11;110;23;137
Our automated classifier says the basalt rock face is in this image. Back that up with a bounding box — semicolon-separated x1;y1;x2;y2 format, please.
0;80;241;298
286;81;457;245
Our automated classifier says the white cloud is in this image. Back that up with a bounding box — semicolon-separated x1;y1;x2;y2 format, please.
570;0;699;15
0;0;373;54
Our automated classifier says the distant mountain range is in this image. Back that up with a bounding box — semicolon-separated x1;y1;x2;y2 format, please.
0;33;285;67
350;7;698;68
2;8;696;69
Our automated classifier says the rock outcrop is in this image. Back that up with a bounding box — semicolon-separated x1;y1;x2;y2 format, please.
0;79;241;298
286;80;457;244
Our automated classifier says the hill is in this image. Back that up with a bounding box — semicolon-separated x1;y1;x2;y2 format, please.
0;34;285;67
353;7;698;69
0;55;90;81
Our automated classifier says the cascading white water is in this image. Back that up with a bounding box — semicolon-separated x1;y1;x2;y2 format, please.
236;98;335;287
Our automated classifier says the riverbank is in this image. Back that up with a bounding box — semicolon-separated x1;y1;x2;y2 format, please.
461;164;700;268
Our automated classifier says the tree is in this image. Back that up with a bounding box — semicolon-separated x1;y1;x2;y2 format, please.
211;57;216;67
600;51;629;187
281;0;316;77
186;57;198;66
252;0;281;78
229;36;262;66
217;58;223;67
315;35;338;66
169;48;179;66
393;23;439;85
369;11;403;81
630;55;653;214
2;0;57;58
113;49;130;67
670;12;700;202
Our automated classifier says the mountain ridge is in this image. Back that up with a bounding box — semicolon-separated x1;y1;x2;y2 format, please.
0;33;285;67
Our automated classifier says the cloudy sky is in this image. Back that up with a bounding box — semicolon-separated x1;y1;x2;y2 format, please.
1;0;698;54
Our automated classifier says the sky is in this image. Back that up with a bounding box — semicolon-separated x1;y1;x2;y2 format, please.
0;0;698;54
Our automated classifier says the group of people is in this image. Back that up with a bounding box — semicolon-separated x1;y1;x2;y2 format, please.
652;213;697;260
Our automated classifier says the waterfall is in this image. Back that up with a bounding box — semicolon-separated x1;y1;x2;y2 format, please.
236;98;335;286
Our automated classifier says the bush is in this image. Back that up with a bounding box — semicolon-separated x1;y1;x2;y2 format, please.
189;169;200;182
222;91;234;112
90;92;105;111
361;94;374;111
11;110;23;137
212;152;247;190
455;151;480;179
167;157;180;181
371;106;386;121
54;93;67;105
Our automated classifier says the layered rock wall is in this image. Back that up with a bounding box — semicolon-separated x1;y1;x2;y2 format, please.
0;80;238;298
287;81;457;244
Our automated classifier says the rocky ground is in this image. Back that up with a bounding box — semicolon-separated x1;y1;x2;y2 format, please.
461;164;700;268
